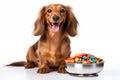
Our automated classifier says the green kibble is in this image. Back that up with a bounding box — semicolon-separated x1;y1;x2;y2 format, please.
77;62;82;64
82;56;87;60
90;56;95;60
92;59;96;63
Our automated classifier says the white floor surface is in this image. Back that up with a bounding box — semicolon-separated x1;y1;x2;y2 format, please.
0;62;120;80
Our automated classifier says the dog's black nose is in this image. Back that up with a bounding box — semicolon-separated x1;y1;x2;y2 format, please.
53;16;59;21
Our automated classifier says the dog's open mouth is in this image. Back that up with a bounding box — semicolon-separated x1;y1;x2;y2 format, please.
51;23;62;32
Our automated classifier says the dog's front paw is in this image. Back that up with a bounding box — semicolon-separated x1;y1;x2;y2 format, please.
37;67;50;73
57;67;67;73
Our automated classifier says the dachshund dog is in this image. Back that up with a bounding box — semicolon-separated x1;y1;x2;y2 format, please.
8;4;78;73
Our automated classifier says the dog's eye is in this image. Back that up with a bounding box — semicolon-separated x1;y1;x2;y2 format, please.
60;9;65;13
47;9;52;13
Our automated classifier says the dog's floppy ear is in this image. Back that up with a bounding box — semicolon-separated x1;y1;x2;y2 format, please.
34;6;46;36
66;6;78;37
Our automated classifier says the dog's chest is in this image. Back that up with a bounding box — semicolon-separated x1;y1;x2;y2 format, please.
40;40;64;65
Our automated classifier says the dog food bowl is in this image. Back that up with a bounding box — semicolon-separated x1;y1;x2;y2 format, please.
65;61;104;77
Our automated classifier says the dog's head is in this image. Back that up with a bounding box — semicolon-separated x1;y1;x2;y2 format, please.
34;4;78;37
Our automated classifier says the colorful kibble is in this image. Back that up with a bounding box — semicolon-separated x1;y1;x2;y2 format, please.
64;53;103;64
75;57;79;62
82;61;87;64
70;58;75;63
87;60;92;64
77;61;82;64
82;56;87;60
87;54;91;59
90;56;95;59
91;59;97;63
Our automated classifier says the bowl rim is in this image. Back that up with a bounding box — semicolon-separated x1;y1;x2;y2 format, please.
65;61;104;65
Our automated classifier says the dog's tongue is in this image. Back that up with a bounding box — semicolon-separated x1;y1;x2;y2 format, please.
52;23;60;32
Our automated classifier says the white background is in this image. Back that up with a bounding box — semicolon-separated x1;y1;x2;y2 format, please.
0;0;120;80
0;0;120;66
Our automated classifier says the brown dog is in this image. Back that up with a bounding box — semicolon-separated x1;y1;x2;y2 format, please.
8;4;78;73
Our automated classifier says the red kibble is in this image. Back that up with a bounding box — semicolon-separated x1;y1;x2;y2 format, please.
87;54;91;59
80;53;87;56
70;58;75;63
87;60;92;64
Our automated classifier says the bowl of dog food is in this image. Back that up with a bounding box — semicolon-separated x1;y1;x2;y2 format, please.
64;53;104;76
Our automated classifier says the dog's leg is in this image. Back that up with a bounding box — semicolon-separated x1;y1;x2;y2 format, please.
57;62;67;73
24;46;38;68
37;59;50;73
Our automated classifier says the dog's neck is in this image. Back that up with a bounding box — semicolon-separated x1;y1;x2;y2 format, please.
47;30;61;39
